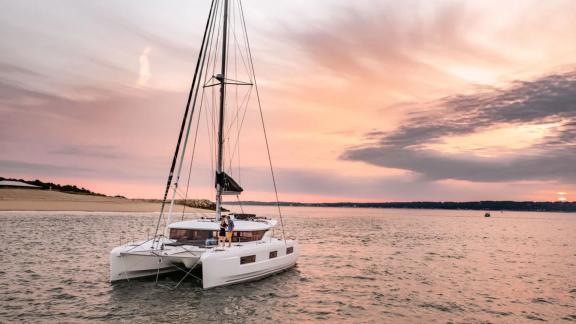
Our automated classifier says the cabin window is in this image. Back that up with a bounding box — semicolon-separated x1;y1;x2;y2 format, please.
234;230;267;242
269;251;277;259
240;255;256;264
169;229;217;244
286;247;294;254
170;229;267;244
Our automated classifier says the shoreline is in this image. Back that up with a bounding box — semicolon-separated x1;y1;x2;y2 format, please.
0;188;210;213
224;201;576;213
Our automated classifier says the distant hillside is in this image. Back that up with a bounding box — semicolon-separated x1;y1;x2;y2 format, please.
0;177;109;197
225;200;576;213
0;177;221;211
136;199;226;212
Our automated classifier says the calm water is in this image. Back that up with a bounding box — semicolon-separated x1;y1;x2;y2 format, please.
0;207;575;323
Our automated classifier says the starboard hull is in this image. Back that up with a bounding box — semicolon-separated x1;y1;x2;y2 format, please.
201;239;298;289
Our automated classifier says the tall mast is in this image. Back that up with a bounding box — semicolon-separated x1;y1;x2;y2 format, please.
215;0;229;221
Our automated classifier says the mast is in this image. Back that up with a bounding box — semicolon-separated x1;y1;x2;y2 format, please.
215;0;229;221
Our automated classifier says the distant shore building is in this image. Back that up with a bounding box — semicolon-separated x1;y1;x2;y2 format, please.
0;180;41;189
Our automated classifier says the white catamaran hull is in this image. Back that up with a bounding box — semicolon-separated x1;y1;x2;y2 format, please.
109;239;181;282
201;239;299;289
110;238;298;289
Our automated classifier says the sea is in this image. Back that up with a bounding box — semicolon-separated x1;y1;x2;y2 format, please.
0;207;575;323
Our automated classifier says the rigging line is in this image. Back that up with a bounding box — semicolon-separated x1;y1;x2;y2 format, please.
226;132;233;172
181;0;220;220
209;0;222;174
225;85;252;165
173;260;201;289
239;0;287;244
225;60;252;140
165;0;219;229
201;0;220;93
232;26;252;83
174;186;199;202
222;0;232;173
207;66;216;174
237;115;241;184
215;0;230;221
214;105;218;173
232;3;243;185
203;1;219;90
234;41;252;84
205;88;215;177
153;0;217;244
236;0;254;83
224;83;252;140
233;0;240;114
232;0;239;173
236;195;245;214
210;1;223;177
236;51;242;184
237;86;242;182
204;2;220;90
225;85;252;176
224;0;234;137
212;88;217;177
205;56;216;176
231;0;239;177
181;85;209;220
212;0;224;76
230;1;252;84
209;0;223;175
200;1;219;182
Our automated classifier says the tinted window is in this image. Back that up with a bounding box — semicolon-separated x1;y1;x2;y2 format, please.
269;251;278;259
240;255;256;264
170;229;267;244
169;229;216;244
286;247;294;254
235;230;267;242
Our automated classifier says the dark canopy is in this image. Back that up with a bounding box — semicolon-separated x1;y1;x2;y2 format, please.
216;172;243;195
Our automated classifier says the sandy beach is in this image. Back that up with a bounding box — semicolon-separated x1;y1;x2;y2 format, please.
0;188;210;213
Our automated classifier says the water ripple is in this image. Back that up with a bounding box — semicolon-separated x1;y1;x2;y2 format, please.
0;208;575;322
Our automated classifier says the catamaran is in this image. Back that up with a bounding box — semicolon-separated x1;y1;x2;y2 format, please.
109;0;299;289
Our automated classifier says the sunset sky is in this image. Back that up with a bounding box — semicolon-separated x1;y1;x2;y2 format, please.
1;0;575;202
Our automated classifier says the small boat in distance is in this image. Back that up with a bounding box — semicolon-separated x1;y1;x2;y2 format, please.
109;0;299;289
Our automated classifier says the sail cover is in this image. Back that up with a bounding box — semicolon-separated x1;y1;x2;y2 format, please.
216;172;243;195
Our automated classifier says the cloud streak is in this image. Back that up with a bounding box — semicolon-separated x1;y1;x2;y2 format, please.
137;47;152;87
49;145;122;160
0;160;93;177
342;70;576;183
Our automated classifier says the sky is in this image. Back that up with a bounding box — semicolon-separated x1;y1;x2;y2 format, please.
0;0;575;202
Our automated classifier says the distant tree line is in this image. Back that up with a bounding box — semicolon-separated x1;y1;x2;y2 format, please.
0;177;107;197
4;176;572;212
226;200;576;212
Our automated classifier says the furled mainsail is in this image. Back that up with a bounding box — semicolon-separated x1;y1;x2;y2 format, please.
216;171;243;195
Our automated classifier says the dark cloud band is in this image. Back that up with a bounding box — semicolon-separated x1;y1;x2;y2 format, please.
342;70;576;183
